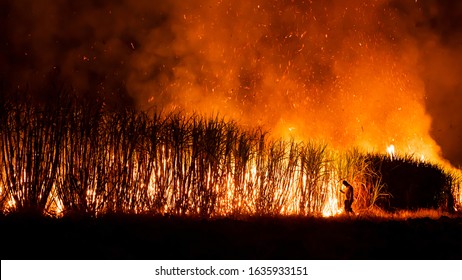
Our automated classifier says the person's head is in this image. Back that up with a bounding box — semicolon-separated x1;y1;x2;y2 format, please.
342;180;350;187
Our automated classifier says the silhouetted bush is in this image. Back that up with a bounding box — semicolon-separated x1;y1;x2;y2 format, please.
365;154;455;212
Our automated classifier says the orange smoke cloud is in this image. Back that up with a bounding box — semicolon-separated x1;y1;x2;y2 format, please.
128;0;446;163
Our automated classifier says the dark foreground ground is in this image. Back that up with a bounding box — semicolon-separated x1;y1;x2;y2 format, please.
1;213;462;259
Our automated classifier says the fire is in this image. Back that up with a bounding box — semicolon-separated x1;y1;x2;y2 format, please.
322;196;342;217
386;144;395;160
1;1;460;167
125;0;451;174
2;1;462;217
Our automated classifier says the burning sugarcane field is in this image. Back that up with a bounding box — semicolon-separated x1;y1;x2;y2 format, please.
1;0;462;260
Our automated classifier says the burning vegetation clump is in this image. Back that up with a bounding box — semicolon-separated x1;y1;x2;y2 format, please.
0;90;460;218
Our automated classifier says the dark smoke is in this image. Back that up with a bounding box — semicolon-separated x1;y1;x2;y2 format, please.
1;0;462;166
413;1;462;167
0;0;173;107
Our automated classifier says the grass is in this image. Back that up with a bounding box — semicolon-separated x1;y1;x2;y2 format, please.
0;88;461;218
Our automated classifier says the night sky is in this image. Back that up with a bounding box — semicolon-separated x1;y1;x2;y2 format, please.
1;0;462;167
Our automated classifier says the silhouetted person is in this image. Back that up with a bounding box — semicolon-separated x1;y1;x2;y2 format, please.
341;180;354;214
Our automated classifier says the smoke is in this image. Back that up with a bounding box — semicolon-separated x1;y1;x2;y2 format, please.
414;1;462;167
1;0;462;166
0;0;173;106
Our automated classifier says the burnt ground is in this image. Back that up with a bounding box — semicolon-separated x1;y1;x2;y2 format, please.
1;214;462;260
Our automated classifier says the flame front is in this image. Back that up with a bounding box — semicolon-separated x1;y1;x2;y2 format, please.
1;114;460;217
